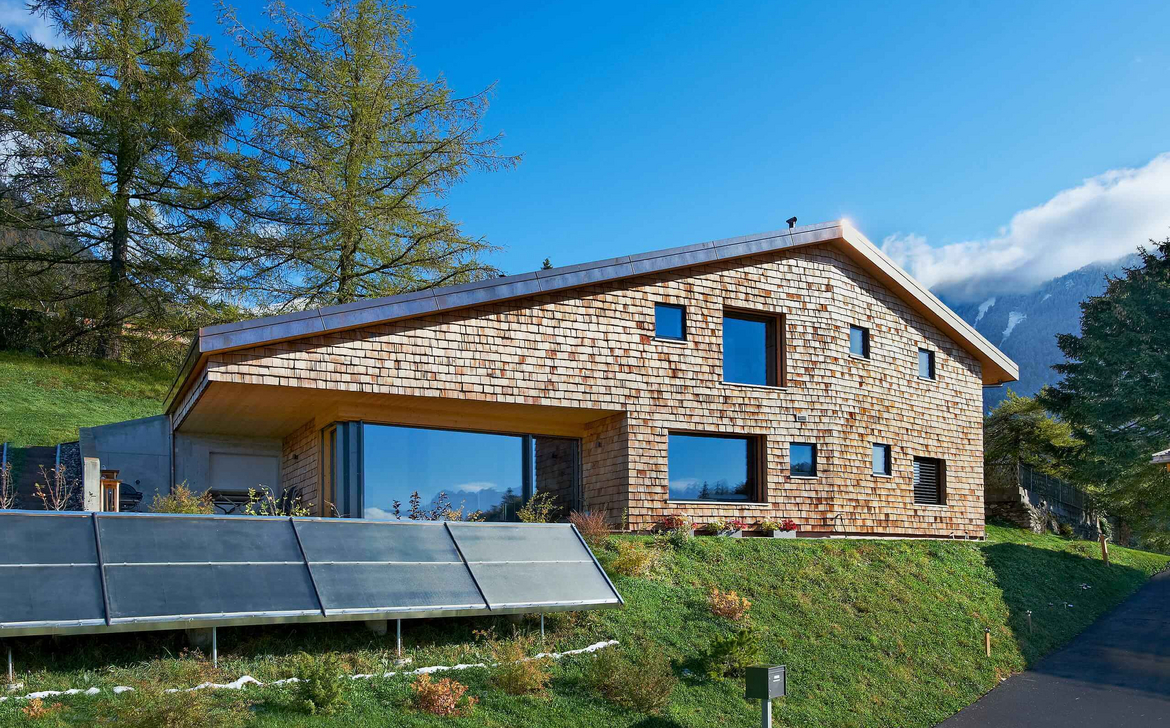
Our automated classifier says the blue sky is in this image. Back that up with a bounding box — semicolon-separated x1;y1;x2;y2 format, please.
6;0;1170;300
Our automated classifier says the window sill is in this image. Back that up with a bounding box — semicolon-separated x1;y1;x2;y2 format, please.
719;381;787;392
790;475;819;480
913;503;949;509
653;337;687;345
667;500;770;508
848;353;870;361
872;473;893;479
917;376;937;382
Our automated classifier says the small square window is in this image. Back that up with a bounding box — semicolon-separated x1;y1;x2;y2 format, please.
918;348;936;379
850;325;870;358
655;303;686;341
872;444;891;476
790;443;817;477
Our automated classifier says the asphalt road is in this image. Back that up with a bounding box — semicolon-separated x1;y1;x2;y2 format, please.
938;569;1170;727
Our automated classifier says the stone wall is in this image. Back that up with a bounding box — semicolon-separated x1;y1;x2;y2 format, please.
187;243;986;537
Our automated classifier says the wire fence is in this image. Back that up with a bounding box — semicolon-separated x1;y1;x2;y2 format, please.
1017;462;1087;512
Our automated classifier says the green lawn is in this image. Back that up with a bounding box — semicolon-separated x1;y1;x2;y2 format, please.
0;350;171;446
1;524;1165;727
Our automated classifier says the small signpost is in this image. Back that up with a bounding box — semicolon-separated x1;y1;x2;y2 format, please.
745;665;786;727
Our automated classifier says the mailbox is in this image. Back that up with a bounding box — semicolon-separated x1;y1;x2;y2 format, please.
745;664;786;700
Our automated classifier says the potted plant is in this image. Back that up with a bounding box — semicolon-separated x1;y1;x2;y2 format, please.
759;518;798;539
657;513;696;538
704;518;747;538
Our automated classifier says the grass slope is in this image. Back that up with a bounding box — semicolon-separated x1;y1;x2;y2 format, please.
0;350;170;446
1;526;1165;727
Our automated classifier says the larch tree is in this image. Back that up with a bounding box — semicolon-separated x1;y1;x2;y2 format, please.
1040;240;1170;546
221;0;519;309
0;0;245;359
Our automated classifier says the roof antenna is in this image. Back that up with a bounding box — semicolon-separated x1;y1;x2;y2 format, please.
786;216;797;229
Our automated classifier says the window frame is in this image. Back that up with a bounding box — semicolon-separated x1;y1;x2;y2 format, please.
721;307;787;388
918;348;937;380
666;430;765;504
872;443;892;477
912;456;946;506
323;420;582;518
849;325;871;359
654;302;687;342
789;442;818;478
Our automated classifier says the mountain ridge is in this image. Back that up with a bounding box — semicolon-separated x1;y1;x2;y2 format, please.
939;253;1140;410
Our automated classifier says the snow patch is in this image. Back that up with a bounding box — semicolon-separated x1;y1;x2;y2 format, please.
1001;311;1027;341
1041;293;1052;302
974;297;996;324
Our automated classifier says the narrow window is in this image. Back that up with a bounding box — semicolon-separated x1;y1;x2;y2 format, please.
790;443;817;477
850;325;870;358
913;457;945;505
872;444;891;476
723;310;783;386
668;433;760;502
918;348;936;380
655;303;686;341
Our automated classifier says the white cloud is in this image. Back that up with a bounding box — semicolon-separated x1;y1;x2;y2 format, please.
363;506;396;520
882;153;1170;302
0;1;61;46
450;481;498;493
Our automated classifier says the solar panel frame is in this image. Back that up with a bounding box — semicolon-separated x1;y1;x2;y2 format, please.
0;510;622;637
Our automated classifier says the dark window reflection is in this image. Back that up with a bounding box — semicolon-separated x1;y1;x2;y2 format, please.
655;304;686;340
724;312;776;386
668;433;757;502
790;443;817;477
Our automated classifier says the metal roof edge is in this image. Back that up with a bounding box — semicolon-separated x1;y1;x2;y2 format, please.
836;222;1019;385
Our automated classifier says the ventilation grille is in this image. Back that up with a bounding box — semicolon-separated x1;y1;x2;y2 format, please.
913;457;943;505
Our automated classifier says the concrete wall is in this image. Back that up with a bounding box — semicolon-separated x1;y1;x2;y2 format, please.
174;433;282;498
79;415;171;508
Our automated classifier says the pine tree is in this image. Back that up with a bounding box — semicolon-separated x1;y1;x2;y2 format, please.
0;0;243;358
1040;240;1170;546
221;0;519;308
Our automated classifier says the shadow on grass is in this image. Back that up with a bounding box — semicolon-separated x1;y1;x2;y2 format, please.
7;613;533;678
982;542;1151;668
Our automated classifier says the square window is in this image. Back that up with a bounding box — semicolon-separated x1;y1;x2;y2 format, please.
723;310;782;386
790;442;817;477
668;433;759;502
655;303;686;341
918;348;936;379
850;325;870;358
872;444;891;476
913;456;945;505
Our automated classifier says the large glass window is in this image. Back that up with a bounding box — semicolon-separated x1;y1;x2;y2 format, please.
360;424;578;521
655;303;686;341
723;311;779;386
668;433;759;502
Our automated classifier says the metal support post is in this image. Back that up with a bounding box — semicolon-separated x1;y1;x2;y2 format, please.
397;619;402;658
760;696;771;728
6;643;12;684
212;627;218;668
540;614;545;642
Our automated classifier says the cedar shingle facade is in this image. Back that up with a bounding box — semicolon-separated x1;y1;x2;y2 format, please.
166;224;1015;538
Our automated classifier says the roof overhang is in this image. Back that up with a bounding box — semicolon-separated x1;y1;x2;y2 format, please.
1153;448;1170;466
165;220;1019;412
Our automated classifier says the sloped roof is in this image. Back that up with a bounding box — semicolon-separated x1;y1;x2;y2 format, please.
164;220;1019;410
1153;448;1170;465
